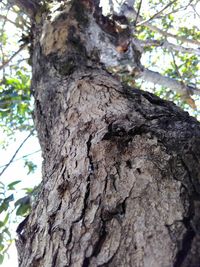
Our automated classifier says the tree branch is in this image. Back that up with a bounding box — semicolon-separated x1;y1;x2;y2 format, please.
137;0;177;26
137;68;200;96
162;0;196;18
7;0;41;16
171;51;183;81
134;0;143;26
0;14;17;26
128;8;200;47
191;3;200;19
0;43;27;71
0;130;34;177
134;38;200;56
0;149;40;169
160;40;200;55
140;22;200;47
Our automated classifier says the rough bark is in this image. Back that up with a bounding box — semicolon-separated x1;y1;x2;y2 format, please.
16;1;200;267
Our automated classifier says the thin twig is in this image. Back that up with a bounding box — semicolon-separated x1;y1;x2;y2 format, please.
7;0;41;17
144;23;200;46
171;52;183;81
0;14;17;26
191;4;200;19
0;149;41;169
163;0;196;18
136;38;200;55
0;129;35;177
137;0;177;26
134;0;143;26
0;43;27;71
128;6;200;46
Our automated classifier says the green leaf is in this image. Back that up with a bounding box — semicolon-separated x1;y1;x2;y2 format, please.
15;196;31;216
0;235;2;244
0;194;14;213
0;214;9;228
3;214;9;226
16;204;30;216
24;159;37;174
0;202;9;213
0;253;4;264
15;196;30;207
4;194;14;203
7;180;21;190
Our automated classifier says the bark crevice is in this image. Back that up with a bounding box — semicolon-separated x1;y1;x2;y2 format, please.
16;2;200;266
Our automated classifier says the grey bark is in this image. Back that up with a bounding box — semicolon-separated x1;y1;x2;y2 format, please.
132;38;200;57
137;68;200;96
16;1;200;267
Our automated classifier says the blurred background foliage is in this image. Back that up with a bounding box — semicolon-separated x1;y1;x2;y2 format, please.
132;0;200;113
0;0;199;263
0;0;37;263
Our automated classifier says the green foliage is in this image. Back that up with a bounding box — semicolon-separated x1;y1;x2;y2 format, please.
15;196;30;216
15;185;41;217
155;87;186;108
0;181;20;260
0;69;33;134
7;181;21;191
24;159;37;175
0;3;36;259
0;32;7;46
0;179;40;263
136;25;156;41
178;26;200;39
160;13;174;29
133;0;200;114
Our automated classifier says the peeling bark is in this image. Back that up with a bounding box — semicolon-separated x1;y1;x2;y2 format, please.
16;1;200;267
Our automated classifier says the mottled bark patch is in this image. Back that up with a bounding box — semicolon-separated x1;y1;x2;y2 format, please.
17;67;200;267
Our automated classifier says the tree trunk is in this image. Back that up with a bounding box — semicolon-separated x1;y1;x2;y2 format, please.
16;1;200;266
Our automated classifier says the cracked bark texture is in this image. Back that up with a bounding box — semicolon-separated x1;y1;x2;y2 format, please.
16;1;200;267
